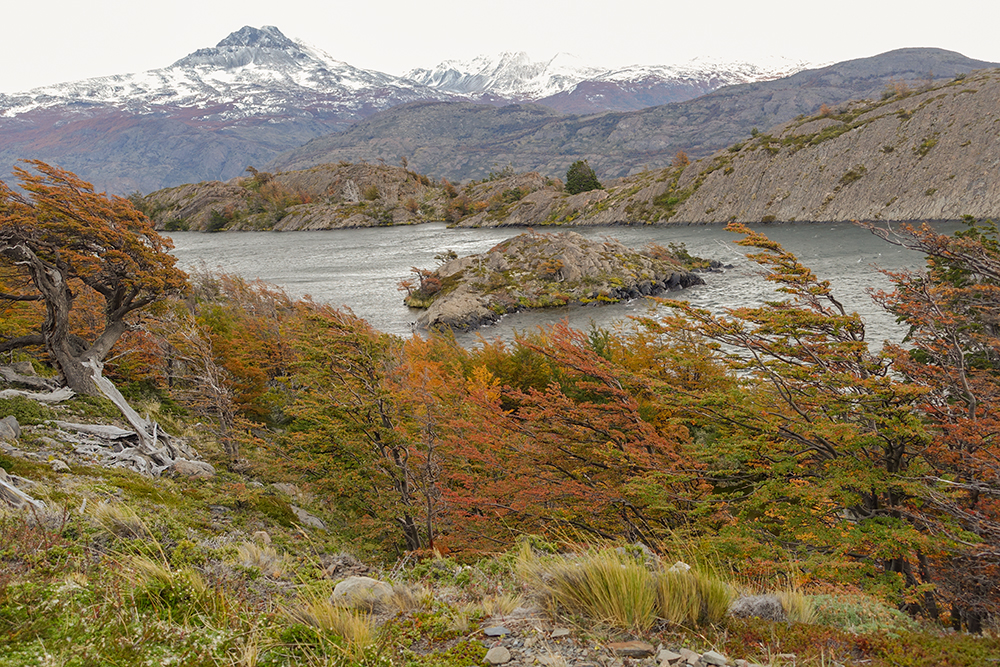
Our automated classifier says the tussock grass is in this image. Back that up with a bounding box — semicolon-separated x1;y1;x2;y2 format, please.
89;500;149;539
519;545;733;632
284;596;377;661
520;546;657;632
777;588;816;624
236;540;288;578
480;591;524;617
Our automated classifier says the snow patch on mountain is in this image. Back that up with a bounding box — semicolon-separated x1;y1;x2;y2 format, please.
407;52;816;100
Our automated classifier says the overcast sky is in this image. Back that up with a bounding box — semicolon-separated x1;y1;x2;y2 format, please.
3;0;999;93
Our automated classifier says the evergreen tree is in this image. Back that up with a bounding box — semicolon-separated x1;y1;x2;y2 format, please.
565;160;602;195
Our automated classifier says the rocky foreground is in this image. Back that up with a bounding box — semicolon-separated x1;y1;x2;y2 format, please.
404;231;711;330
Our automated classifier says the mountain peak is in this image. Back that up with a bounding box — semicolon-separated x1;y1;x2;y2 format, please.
216;25;293;49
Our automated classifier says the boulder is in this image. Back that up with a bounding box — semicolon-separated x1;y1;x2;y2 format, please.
728;594;787;622
331;575;393;609
166;459;216;479
290;504;326;530
0;416;19;441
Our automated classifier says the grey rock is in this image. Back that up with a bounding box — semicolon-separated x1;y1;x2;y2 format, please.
657;648;683;664
701;650;729;666
272;482;300;496
483;625;511;637
9;361;35;376
483;646;511;665
679;648;701;664
166;459;216;479
0;416;20;441
331;576;393;609
290;504;326;530
728;594;787;622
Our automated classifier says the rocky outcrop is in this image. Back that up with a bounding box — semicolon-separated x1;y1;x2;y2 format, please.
406;231;707;330
143;162;452;232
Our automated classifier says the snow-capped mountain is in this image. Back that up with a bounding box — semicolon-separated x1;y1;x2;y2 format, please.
405;52;815;110
0;25;820;193
406;52;605;99
0;26;449;121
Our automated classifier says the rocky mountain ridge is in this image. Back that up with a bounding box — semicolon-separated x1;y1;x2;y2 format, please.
272;48;1000;183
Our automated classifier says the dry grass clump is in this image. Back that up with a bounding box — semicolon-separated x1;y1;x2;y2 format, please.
777;588;816;624
284;596;377;662
658;569;734;626
519;545;733;633
236;540;288;578
90;500;149;539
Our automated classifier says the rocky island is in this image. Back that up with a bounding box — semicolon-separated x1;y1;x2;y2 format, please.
402;231;711;330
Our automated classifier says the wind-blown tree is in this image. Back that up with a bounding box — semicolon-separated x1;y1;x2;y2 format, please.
0;161;187;397
654;223;939;606
866;218;1000;630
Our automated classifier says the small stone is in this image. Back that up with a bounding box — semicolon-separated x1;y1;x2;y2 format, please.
679;648;701;665
609;641;655;658
701;650;728;666
483;646;511;665
483;625;511;637
50;459;70;473
657;648;683;664
551;628;571;638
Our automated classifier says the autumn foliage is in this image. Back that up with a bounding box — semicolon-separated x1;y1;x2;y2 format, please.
16;175;996;628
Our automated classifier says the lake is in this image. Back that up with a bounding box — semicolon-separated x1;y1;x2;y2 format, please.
167;222;952;345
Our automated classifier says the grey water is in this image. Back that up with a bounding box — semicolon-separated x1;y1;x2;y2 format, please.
166;222;955;346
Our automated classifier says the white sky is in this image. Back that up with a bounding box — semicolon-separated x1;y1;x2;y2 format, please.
3;0;1000;93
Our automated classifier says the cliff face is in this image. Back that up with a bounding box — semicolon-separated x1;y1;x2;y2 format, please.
669;70;1000;223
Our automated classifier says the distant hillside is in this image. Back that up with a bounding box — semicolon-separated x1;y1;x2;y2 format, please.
145;69;1000;231
271;48;1000;183
669;68;1000;223
441;69;1000;227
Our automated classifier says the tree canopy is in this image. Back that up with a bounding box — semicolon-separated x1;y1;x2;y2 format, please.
0;160;187;395
565;159;602;195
